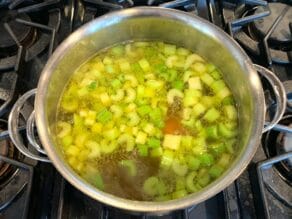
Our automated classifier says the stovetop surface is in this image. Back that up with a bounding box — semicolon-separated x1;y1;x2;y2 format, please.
0;1;291;219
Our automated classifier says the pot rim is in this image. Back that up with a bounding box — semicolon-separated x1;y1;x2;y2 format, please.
35;7;264;213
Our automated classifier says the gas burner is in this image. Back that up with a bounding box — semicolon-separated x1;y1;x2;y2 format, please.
251;3;292;47
0;1;60;71
0;119;21;187
263;115;292;185
227;1;292;65
0;10;35;57
78;0;198;29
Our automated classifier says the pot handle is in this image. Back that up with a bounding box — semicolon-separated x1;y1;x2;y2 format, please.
253;65;286;133
8;89;50;162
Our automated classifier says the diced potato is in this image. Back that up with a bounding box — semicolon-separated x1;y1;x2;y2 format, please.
167;89;184;104
193;103;206;117
192;137;207;155
163;134;181;150
91;123;102;133
203;108;220;122
192;62;207;73
200;74;214;86
188;77;202;90
136;131;148;144
138;58;150;72
119;61;131;72
100;92;111;105
224;105;237;120
66;145;80;156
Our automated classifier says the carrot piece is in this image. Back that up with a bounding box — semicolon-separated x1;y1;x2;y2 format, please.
163;117;184;135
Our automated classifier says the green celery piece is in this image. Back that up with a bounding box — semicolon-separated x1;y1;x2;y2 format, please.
149;108;163;126
225;140;236;154
181;136;193;149
154;63;167;74
210;143;226;155
62;135;73;147
105;65;115;74
203;108;220;123
143;176;160;196
96;173;104;190
223;105;237;121
210;80;226;93
119;160;137;177
160;150;174;167
209;166;224;178
96;108;112;124
210;70;222;80
198;174;210;187
137;144;148;156
147;137;161;148
137;105;152;116
155;195;172;201
222;96;235;105
87;81;97;90
157;181;167;196
171;80;184;90
186;172;197;192
62;98;78;112
172;190;187;199
205;125;219;139
199;153;214;167
206;63;216;73
111;45;124;56
111;79;122;89
131;62;143;73
218;123;237;138
168;69;177;81
164;44;176;55
159;72;170;81
172;160;188;176
217;153;231;167
187;155;200;170
150;147;163;157
145;47;156;58
176;177;186;191
181;118;195;129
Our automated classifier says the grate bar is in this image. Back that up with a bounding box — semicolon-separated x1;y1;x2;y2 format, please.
257;152;292;219
263;6;290;67
0;155;33;219
17;0;61;13
8;0;25;9
159;0;192;8
15;18;56;57
208;0;222;26
84;0;123;9
197;0;209;20
245;0;268;6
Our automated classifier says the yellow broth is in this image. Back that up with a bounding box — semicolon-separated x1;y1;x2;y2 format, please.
56;41;238;201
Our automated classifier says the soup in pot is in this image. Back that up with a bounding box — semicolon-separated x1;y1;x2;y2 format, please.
56;41;238;201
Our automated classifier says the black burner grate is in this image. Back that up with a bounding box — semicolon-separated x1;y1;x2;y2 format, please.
224;0;292;66
0;155;33;219
257;151;292;219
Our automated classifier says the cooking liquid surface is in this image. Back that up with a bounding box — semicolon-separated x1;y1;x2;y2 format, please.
56;41;238;201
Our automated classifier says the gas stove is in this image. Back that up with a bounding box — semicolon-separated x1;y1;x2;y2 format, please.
0;1;291;219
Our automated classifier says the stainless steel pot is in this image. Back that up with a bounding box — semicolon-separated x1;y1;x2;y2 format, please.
8;7;286;214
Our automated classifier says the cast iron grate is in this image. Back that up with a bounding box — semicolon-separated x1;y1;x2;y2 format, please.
0;155;33;219
257;151;292;219
223;0;292;65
